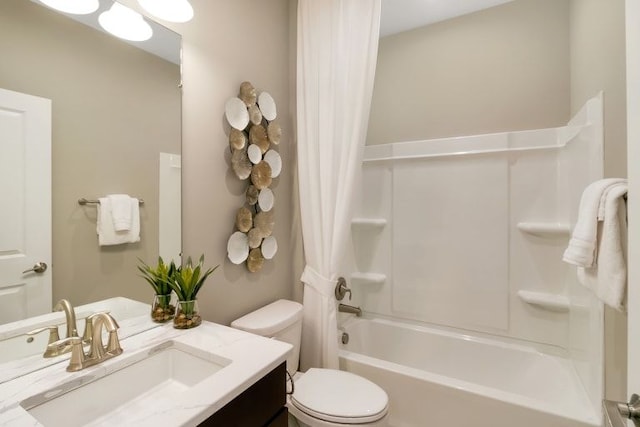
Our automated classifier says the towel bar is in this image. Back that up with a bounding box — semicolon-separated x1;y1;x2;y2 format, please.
78;198;144;205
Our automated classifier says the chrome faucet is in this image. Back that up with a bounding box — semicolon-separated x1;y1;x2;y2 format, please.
47;312;123;372
338;303;362;317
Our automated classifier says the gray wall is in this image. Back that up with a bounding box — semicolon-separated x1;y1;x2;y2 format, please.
367;0;571;145
0;0;181;306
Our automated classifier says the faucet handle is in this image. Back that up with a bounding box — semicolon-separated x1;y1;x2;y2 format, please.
26;325;61;346
335;277;352;301
47;337;85;372
106;330;123;356
43;336;85;369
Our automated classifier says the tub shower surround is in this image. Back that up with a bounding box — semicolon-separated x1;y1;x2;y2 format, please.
342;95;604;426
225;82;282;273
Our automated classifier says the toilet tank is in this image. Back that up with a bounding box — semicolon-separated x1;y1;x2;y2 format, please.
230;299;303;373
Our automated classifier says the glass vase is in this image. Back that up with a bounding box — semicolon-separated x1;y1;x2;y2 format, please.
174;299;201;329
151;293;175;323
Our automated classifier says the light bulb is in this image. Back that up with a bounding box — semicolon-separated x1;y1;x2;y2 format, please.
99;2;153;42
137;0;194;23
38;0;99;15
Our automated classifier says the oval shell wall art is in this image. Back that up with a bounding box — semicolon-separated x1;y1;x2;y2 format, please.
225;97;250;130
226;81;281;273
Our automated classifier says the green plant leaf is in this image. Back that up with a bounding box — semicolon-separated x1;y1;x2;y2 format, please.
137;256;173;295
167;255;219;301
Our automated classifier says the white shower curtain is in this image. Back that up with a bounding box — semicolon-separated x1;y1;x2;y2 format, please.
296;0;381;370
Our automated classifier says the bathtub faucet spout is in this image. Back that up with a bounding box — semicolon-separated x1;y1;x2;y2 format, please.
338;303;362;317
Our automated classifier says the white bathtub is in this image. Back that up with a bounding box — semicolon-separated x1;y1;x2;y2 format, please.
338;317;600;427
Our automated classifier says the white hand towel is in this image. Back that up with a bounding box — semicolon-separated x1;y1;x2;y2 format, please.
577;182;628;311
108;194;134;231
97;197;141;246
562;178;626;267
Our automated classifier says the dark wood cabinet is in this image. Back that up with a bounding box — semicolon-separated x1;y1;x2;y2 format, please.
265;407;288;427
199;362;287;427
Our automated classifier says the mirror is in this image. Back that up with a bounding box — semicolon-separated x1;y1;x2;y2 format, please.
0;0;182;325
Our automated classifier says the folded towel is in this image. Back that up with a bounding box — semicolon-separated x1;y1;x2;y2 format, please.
108;194;134;231
576;182;628;311
562;178;626;267
97;197;140;246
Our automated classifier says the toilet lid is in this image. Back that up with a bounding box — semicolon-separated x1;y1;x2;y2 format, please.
291;369;388;424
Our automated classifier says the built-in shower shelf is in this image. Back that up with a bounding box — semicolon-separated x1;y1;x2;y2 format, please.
351;272;386;285
517;290;569;313
517;222;571;237
351;218;387;229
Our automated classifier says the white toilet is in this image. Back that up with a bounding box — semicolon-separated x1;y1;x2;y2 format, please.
231;299;389;427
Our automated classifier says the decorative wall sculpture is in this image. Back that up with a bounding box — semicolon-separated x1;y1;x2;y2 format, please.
225;82;281;272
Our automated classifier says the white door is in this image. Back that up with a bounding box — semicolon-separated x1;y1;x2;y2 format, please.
0;88;52;324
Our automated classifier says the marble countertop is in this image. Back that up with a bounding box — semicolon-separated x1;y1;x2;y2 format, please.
0;320;292;426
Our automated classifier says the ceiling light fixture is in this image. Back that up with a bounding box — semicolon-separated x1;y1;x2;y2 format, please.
98;2;153;42
38;0;99;15
137;0;194;23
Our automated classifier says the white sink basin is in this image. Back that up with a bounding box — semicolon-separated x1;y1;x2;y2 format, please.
22;342;230;427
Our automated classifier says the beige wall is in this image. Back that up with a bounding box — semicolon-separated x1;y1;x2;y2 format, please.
0;0;181;306
123;0;295;325
367;0;571;145
570;0;627;178
569;0;628;401
3;0;294;326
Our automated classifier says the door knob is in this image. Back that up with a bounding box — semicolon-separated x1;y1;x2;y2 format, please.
22;262;48;274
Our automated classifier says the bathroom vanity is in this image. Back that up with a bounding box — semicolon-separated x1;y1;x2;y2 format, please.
0;306;291;426
200;362;288;426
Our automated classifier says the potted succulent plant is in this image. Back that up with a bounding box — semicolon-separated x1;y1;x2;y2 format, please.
168;255;218;329
138;257;176;323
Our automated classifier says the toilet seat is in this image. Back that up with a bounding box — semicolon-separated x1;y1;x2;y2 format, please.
291;369;388;424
